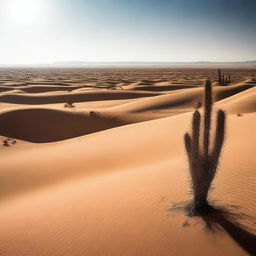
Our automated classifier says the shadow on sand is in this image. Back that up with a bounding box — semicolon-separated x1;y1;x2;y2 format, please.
169;202;256;256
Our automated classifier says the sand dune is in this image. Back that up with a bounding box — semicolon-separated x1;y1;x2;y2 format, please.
213;79;255;100
15;85;84;93
1;79;254;144
0;108;128;142
217;86;256;114
0;112;255;256
0;90;161;105
108;79;255;113
109;88;202;112
0;86;15;93
0;68;255;256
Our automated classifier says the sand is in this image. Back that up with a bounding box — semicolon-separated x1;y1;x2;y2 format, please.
0;67;255;256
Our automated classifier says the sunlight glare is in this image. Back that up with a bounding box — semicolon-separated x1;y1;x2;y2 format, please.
5;0;44;25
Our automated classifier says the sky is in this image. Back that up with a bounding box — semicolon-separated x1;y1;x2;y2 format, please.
0;0;255;64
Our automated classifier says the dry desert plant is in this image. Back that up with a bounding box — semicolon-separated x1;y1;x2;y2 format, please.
2;138;16;147
184;79;226;213
3;140;10;147
108;85;123;90
64;102;75;108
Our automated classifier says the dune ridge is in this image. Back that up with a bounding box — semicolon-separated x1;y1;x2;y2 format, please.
0;90;161;105
0;78;255;143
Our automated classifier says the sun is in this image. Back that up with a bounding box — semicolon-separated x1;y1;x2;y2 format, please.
5;0;44;25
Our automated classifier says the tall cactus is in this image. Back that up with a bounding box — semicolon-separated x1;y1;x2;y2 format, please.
184;79;226;213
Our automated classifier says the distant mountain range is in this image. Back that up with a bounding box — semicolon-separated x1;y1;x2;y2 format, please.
1;61;256;67
52;61;256;67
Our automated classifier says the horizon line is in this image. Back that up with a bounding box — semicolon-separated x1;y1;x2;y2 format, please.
1;60;256;67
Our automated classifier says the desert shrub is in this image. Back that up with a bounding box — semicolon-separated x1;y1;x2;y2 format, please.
108;85;123;90
3;140;10;147
64;102;75;108
90;111;98;117
184;79;226;213
2;138;17;147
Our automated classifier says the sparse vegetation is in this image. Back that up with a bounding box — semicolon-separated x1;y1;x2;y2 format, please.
2;138;17;147
90;111;98;117
3;140;10;147
218;68;231;86
184;79;226;213
64;102;75;108
108;85;123;90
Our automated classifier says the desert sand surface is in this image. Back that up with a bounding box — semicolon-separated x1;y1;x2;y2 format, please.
0;67;255;256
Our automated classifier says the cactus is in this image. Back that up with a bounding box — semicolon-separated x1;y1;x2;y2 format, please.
218;69;222;84
184;79;226;213
218;69;231;85
222;74;225;85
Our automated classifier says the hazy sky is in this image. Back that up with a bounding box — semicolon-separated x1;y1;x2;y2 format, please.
0;0;255;64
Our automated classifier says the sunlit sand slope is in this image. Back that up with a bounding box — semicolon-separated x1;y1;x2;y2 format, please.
0;68;255;256
0;112;255;256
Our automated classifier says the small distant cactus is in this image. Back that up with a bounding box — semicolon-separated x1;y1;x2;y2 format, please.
184;79;226;213
222;74;225;85
218;69;222;84
218;69;231;85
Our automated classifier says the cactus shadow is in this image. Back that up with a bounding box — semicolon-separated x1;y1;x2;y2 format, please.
200;206;256;256
169;202;256;256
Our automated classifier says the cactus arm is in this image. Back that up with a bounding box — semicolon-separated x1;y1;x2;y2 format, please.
184;132;192;156
203;79;212;161
210;110;226;173
191;110;201;166
184;132;198;190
